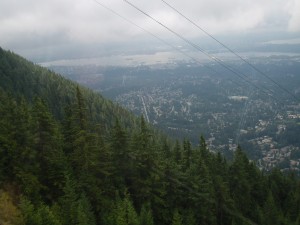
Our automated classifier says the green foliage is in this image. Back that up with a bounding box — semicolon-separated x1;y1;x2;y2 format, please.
20;197;61;225
0;47;300;225
76;193;96;225
111;193;139;225
58;175;78;225
172;209;183;225
139;203;154;225
263;192;281;225
0;190;23;225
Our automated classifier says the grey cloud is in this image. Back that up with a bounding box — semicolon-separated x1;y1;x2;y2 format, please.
0;0;299;61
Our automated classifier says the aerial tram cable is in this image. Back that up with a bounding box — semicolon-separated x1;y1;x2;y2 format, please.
92;5;276;224
93;0;287;142
158;0;289;143
160;0;300;102
123;0;285;105
92;0;250;91
93;0;206;65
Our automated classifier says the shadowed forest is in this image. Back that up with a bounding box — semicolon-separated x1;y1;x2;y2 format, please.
0;48;300;225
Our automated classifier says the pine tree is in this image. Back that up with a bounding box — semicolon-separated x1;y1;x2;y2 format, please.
36;205;62;225
20;197;61;225
263;192;281;225
229;146;252;217
58;175;78;225
186;159;216;224
75;86;87;131
19;197;36;225
0;90;18;181
69;87;102;192
199;135;208;157
76;193;96;225
173;140;182;164
183;208;196;225
139;203;154;225
110;118;129;188
172;209;182;225
182;139;192;171
113;193;139;225
32;98;67;201
161;137;171;159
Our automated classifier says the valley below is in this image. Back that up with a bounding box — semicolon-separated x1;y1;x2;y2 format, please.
49;54;300;173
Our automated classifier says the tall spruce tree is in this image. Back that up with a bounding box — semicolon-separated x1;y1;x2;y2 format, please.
32;98;67;201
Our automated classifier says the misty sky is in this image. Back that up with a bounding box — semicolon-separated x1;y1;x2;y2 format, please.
1;0;300;62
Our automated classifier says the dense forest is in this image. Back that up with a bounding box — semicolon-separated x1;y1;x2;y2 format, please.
0;47;300;225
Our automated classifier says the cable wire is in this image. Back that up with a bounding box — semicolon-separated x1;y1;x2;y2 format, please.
93;0;208;65
160;0;299;102
92;0;249;91
123;0;284;104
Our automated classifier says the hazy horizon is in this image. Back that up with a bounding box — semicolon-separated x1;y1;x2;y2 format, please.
1;0;300;63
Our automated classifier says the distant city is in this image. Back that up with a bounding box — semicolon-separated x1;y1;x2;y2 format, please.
49;54;300;172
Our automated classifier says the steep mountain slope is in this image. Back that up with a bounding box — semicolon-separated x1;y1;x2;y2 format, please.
0;47;136;130
0;47;299;225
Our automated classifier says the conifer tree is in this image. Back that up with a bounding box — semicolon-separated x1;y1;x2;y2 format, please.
20;197;61;225
69;87;102;193
263;192;281;225
172;209;183;225
161;137;171;159
139;203;154;225
183;208;196;225
173;140;182;164
32;98;67;201
182;139;192;171
76;193;96;225
0;90;18;181
229;146;252;217
58;175;78;225
110;118;129;185
113;193;139;225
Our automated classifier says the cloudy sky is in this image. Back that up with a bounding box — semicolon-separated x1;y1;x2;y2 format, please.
1;0;300;62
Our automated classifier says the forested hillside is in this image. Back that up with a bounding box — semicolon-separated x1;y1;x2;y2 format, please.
0;47;300;225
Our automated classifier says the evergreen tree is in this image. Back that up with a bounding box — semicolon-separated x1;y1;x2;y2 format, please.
58;175;78;225
76;193;96;225
110;118;129;189
182;139;192;171
199;135;209;159
139;203;154;225
229;146;252;217
0;90;19;182
186;158;216;224
183;208;196;225
161;137;171;159
20;197;61;225
173;140;182;164
36;205;62;225
172;209;183;225
32;98;67;201
128;116;155;207
263;192;281;225
113;193;139;225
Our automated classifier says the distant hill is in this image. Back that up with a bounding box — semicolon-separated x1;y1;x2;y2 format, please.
0;47;299;225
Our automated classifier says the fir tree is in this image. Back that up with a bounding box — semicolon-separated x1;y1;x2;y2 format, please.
139;203;154;225
172;209;183;225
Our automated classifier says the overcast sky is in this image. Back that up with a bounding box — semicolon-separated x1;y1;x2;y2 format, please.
1;0;300;62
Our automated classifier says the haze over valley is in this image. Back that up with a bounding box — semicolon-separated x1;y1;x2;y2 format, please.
49;54;300;172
